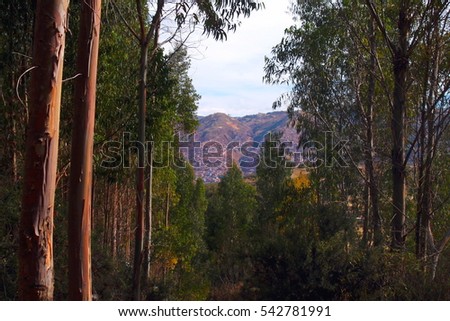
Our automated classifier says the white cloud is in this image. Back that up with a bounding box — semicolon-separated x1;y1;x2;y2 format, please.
187;0;293;117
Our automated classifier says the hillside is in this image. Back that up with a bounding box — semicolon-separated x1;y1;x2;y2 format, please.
192;111;300;182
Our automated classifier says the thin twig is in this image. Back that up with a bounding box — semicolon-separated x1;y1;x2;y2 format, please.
62;73;82;83
16;65;37;108
12;52;32;60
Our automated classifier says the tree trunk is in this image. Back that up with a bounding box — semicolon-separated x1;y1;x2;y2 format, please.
143;144;153;284
430;229;450;280
414;48;449;272
111;182;118;260
118;191;123;257
91;173;96;232
103;181;110;250
362;181;370;247
366;16;382;247
68;0;101;301
390;3;410;250
416;86;427;259
165;184;170;228
417;8;440;262
132;42;149;301
129;0;164;300
19;0;69;300
126;202;131;262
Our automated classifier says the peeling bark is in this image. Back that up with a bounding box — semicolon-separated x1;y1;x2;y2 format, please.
19;0;69;301
68;0;101;301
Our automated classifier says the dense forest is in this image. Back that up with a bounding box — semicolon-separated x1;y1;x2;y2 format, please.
1;0;449;301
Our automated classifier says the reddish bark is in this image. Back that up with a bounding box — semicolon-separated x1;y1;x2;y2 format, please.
19;0;69;300
68;0;102;301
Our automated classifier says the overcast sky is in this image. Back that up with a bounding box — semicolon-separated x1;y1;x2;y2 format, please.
187;0;293;117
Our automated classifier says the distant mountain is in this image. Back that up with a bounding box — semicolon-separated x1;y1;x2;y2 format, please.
196;111;298;143
196;113;253;144
238;112;299;143
189;111;300;183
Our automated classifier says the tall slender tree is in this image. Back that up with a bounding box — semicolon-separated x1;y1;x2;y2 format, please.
365;0;412;249
19;0;70;300
68;0;102;301
133;0;164;301
365;15;382;247
365;0;450;251
413;1;450;277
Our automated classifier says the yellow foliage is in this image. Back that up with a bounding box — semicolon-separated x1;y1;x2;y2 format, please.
292;171;310;190
167;257;178;270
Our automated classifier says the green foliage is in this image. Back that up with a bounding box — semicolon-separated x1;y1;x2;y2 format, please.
256;0;450;300
249;161;357;300
256;132;292;227
151;165;210;300
206;164;256;253
148;46;200;142
205;164;256;297
194;0;264;40
95;0;140;147
248;182;449;300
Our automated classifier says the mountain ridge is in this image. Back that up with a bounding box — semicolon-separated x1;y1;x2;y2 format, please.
193;111;300;182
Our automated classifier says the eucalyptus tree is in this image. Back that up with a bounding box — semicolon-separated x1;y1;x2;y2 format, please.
408;0;450;276
19;0;70;300
264;0;365;232
265;0;450;264
68;0;102;301
142;45;200;290
364;0;450;249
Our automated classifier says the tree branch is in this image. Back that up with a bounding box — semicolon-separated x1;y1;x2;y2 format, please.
145;0;165;45
110;0;140;42
136;0;146;39
365;0;396;58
